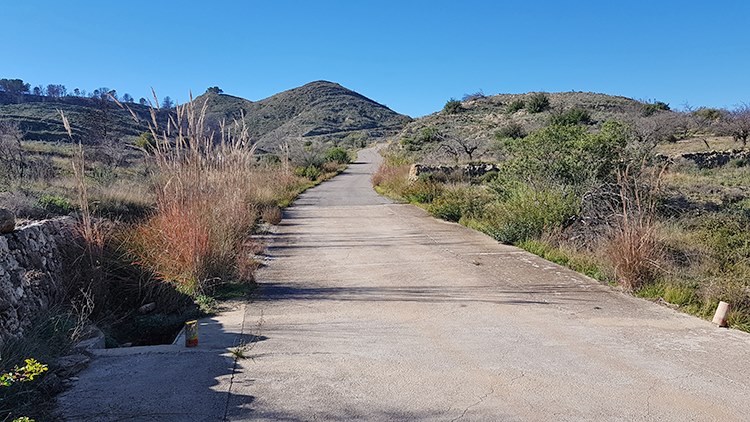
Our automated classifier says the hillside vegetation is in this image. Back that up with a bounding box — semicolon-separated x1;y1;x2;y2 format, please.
0;92;165;143
375;91;750;332
398;91;680;163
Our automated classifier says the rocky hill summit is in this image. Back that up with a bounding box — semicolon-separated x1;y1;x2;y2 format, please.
197;81;412;152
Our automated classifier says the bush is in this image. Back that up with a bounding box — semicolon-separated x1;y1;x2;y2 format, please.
401;179;444;204
525;93;550;113
294;165;322;181
605;221;661;291
134;132;157;151
642;101;670;116
549;108;593;126
428;185;492;222
38;194;75;215
496;122;627;187
128;100;310;295
443;98;462;114
505;100;525;114
462;91;486;101
495;122;526;140
483;184;579;244
324;147;350;164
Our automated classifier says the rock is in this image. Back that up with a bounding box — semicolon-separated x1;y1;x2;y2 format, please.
138;302;157;314
74;324;106;351
53;354;90;378
40;372;64;394
0;209;15;234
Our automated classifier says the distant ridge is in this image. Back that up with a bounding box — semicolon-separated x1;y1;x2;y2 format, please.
0;81;411;149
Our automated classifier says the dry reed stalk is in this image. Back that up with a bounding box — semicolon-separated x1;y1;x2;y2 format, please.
120;93;301;294
605;162;666;291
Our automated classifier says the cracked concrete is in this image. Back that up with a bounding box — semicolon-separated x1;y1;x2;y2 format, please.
58;146;750;421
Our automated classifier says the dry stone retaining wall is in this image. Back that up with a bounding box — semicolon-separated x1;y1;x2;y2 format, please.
409;163;499;181
0;217;78;349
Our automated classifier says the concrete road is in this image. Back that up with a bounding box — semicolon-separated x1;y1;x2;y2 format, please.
58;147;750;421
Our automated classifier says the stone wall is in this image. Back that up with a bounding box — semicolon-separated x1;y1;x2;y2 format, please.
409;163;499;181
0;217;77;348
657;149;750;169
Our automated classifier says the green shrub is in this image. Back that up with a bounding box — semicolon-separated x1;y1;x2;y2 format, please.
642;101;670;116
443;98;462;114
38;194;75;215
695;212;750;270
428;193;464;222
505;100;525;114
294;165;322;181
135;132;157;151
427;185;491;222
418;127;441;143
401;180;443;204
483;184;579;244
495;122;525;140
324;147;350;164
525;93;550;113
496;121;627;188
549;108;593;126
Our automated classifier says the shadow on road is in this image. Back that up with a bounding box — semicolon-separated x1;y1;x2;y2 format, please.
254;282;601;306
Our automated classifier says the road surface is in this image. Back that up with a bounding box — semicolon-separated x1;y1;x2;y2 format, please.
59;147;750;421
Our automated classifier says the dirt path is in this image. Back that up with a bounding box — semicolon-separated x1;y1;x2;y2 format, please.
59;147;750;421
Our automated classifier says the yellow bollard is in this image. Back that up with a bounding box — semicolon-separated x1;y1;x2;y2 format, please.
712;301;730;327
185;320;199;347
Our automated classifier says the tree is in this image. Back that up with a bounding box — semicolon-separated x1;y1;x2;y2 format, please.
685;105;724;149
0;121;25;179
122;93;134;103
161;96;174;109
0;78;30;94
723;104;750;147
91;87;112;100
641;100;670;116
443;98;462;114
46;84;67;98
73;88;81;96
431;129;482;162
206;86;223;94
139;97;148;106
32;86;43;96
624;112;684;147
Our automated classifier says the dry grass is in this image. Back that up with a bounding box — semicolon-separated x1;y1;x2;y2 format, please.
372;162;411;200
656;136;741;155
604;164;665;291
122;95;308;295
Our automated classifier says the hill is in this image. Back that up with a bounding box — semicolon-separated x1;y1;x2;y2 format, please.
0;92;165;143
197;81;412;152
0;81;411;149
396;91;675;162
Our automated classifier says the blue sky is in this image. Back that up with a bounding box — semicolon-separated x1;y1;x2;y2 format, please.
3;1;749;117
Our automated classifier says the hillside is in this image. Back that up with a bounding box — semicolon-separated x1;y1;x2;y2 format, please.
0;81;411;150
397;91;673;162
0;92;162;143
197;81;412;152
